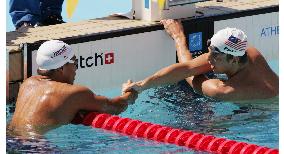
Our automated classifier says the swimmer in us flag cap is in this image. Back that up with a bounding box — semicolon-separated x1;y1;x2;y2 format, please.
123;19;278;102
8;40;137;137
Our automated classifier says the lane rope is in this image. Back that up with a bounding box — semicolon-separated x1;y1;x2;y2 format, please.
73;112;279;154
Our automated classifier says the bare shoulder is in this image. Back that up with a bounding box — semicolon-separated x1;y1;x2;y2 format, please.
246;47;265;61
19;76;52;92
67;85;98;105
246;47;261;55
22;76;43;84
65;84;94;96
51;83;96;109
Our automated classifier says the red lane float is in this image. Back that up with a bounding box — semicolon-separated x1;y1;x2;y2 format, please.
77;112;278;154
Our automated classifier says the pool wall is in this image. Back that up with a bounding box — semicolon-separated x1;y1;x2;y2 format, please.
27;6;278;92
31;30;176;92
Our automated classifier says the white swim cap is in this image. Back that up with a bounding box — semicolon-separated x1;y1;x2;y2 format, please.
36;40;74;70
210;27;248;56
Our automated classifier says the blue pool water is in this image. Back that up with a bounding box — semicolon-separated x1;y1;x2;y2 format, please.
6;61;279;153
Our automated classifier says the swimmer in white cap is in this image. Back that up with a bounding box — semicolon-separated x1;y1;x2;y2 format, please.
123;19;278;102
8;40;138;137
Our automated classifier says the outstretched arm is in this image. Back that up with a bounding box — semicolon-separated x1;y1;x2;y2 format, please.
123;58;211;93
127;62;200;93
72;81;138;115
122;20;212;93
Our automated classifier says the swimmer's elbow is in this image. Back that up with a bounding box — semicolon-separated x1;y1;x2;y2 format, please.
210;91;229;100
204;86;233;100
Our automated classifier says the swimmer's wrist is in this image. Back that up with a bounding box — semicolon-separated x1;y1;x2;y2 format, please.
121;92;131;104
124;89;138;104
174;36;186;45
172;31;185;40
137;80;148;93
124;89;136;97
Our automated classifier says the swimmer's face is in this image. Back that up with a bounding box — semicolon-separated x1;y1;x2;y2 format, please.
63;56;77;84
208;47;230;73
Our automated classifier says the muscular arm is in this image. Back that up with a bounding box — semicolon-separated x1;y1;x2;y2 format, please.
173;29;212;89
137;60;211;92
160;19;212;89
169;21;248;101
192;78;261;101
124;20;212;93
72;86;137;115
160;20;235;100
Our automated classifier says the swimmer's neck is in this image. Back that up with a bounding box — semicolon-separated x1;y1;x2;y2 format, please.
37;75;70;84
